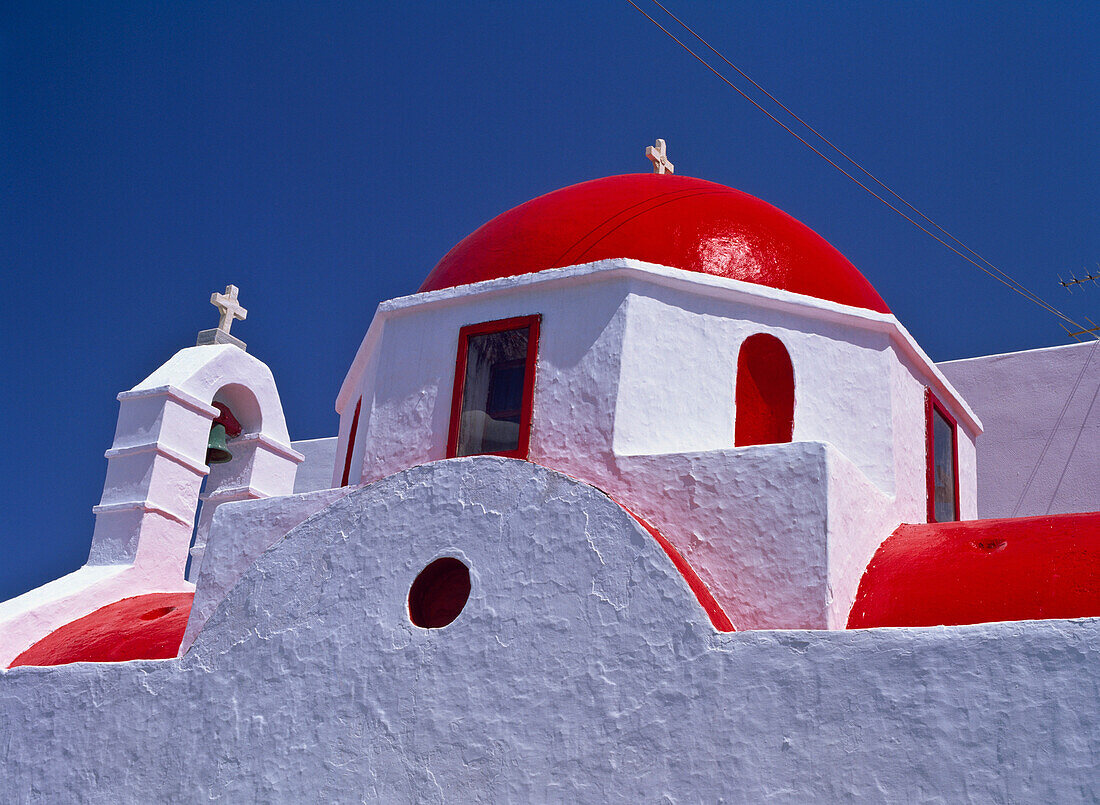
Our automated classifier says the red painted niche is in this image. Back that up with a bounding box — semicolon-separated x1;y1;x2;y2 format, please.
735;333;795;447
10;592;194;667
408;557;471;629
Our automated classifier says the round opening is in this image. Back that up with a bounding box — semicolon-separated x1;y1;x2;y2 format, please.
408;557;471;629
139;606;176;621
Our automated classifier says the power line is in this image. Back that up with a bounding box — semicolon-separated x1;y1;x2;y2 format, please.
1012;336;1100;516
625;0;1097;339
648;1;1063;316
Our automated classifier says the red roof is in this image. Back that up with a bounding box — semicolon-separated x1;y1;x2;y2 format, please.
623;509;735;632
10;592;194;667
420;173;890;313
849;512;1100;628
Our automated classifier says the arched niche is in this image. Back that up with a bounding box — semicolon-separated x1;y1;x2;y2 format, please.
735;333;795;447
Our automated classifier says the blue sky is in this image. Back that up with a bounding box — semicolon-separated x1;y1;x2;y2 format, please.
2;1;1097;601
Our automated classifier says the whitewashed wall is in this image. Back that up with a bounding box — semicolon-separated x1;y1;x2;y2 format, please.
1;459;1094;803
333;261;980;628
940;340;1100;518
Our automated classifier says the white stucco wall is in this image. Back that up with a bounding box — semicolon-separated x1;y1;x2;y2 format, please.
332;261;981;628
613;287;897;493
1;459;1095;802
179;485;349;654
939;340;1100;518
292;436;338;493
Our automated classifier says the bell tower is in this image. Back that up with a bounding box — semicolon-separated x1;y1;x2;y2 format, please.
89;286;303;583
0;287;304;667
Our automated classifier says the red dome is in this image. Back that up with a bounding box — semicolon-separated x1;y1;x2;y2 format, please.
420;173;890;313
848;512;1100;629
10;592;194;667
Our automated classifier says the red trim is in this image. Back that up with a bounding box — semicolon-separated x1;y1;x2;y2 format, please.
624;509;736;632
446;315;541;459
925;389;961;523
340;398;362;487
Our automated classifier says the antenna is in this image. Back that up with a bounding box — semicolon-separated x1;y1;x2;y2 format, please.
1058;264;1100;291
1058;265;1100;340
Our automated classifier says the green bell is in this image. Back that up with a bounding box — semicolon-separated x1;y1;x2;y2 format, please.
206;423;233;465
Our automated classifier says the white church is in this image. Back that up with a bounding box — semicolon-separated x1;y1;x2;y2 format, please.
1;144;1097;802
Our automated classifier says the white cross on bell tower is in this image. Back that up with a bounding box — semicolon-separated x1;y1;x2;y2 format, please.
197;284;249;351
211;285;247;334
646;138;674;175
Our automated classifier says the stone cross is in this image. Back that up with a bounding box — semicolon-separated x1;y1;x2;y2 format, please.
646;138;674;175
211;285;247;334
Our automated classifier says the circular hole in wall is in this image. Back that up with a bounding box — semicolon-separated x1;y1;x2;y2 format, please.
139;606;177;621
408;557;471;629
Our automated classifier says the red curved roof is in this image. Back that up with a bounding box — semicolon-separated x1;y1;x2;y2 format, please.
420;173;890;313
623;508;735;632
849;512;1100;628
10;592;194;667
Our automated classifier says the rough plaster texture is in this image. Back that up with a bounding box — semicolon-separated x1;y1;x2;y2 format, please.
335;260;980;628
291;437;338;493
939;340;1100;518
180;486;349;654
1;459;1096;802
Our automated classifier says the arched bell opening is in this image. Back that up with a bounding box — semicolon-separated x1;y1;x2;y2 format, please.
187;383;268;582
205;403;242;465
202;384;262;474
212;383;263;434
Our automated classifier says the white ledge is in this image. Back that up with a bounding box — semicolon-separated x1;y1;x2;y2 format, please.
103;442;211;476
336;258;983;434
91;500;194;528
117;385;219;418
234;432;305;463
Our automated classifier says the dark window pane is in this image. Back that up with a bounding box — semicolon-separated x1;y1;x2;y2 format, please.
932;407;957;521
457;327;529;456
486;360;525;422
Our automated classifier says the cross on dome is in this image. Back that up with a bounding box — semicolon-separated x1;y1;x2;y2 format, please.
211;285;247;334
645;138;674;175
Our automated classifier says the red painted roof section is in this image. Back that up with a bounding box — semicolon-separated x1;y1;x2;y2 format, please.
420;173;890;313
849;512;1100;628
10;592;194;667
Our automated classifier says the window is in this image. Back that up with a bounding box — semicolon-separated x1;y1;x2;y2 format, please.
926;390;960;522
447;315;540;459
735;333;795;447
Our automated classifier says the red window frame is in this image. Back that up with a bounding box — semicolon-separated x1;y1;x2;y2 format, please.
925;389;960;523
340;397;362;487
446;315;541;460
